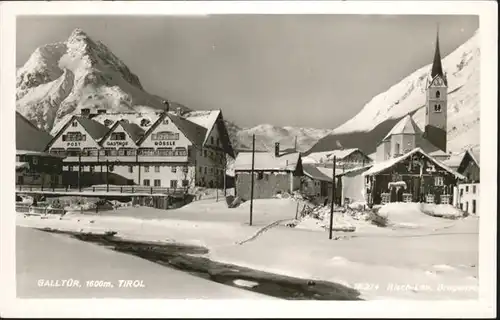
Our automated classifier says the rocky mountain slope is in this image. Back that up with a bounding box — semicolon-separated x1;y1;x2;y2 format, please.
16;28;331;152
308;30;480;156
16;28;189;132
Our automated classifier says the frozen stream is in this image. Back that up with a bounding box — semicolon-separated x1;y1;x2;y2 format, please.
37;228;363;300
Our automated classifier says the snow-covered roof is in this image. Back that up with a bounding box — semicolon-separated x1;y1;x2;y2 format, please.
304;148;364;164
336;164;374;177
383;115;423;141
16;150;65;158
302;151;336;164
303;164;332;182
468;149;480;166
91;112;160;129
76;117;110;142
234;151;301;171
16;162;30;170
184;110;221;144
442;151;465;169
315;166;344;178
16;112;54;152
325;148;364;161
363;147;465;179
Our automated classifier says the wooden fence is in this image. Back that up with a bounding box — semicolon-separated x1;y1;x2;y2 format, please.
16;184;188;196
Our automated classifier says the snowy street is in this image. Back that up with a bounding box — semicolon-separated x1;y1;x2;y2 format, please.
16;198;479;300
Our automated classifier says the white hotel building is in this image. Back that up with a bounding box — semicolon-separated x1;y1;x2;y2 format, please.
46;108;234;190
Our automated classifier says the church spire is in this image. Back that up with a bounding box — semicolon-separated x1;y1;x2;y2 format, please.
430;25;445;81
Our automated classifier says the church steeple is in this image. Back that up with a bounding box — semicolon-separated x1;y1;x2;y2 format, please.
430;25;445;82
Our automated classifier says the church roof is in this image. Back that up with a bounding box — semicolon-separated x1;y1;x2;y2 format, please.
382;115;422;141
430;27;448;86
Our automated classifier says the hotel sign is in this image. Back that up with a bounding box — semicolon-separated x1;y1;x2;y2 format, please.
154;141;176;146
67;142;81;147
105;141;129;147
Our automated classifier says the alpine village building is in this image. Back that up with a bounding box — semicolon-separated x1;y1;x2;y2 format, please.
361;29;468;206
44;105;234;191
16;112;65;189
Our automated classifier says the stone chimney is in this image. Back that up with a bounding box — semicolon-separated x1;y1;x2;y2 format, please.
274;142;280;157
81;108;91;118
162;100;170;113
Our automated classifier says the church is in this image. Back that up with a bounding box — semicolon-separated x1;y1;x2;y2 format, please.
359;29;467;206
375;29;450;163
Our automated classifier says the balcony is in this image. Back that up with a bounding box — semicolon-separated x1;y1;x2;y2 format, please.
137;155;189;163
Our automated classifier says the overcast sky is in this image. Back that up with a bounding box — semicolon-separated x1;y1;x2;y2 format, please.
16;15;478;129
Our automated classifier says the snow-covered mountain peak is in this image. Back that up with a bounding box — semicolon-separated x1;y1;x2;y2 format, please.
16;28;175;132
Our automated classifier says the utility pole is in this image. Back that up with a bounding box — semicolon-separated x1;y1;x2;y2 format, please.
249;134;256;226
106;159;110;193
223;152;227;197
78;152;82;192
329;156;336;240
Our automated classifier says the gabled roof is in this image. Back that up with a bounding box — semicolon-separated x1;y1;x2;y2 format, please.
234;151;301;171
303;163;332;182
383;115;423;141
45;115;109;151
99;120;145;145
457;149;480;173
184;110;221;144
16;112;54;152
363;147;465;179
119;121;145;143
75;117;110;141
326;148;368;161
303;148;368;164
336;164;374;177
136;112;207;147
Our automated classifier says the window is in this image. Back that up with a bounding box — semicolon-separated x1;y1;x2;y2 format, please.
182;179;189;187
162;119;169;125
111;132;126;140
436;91;441;98
174;147;187;156
199;167;202;173
434;176;444;186
155;166;160;173
90;165;95;173
204;150;207;157
157;148;173;156
216;138;220;146
68;166;73;172
143;179;150;186
128;166;133;173
472;200;476;214
72;121;78;127
171;166;177;173
257;172;264;180
394;143;400;156
465;186;469;193
32;157;38;165
144;166;150;173
170;180;178;188
182;166;188;173
83;148;98;156
460;188;464;196
211;137;214;145
204;167;207;174
64;132;86;141
16;155;20;162
434;104;442;112
473;185;476;194
152;131;179;141
109;165;114;172
154;179;161;187
139;148;155;156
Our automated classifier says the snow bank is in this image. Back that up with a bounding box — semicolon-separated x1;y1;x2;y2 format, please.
421;204;464;219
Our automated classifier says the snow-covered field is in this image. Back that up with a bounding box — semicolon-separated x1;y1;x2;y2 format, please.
16;226;270;299
16;199;479;300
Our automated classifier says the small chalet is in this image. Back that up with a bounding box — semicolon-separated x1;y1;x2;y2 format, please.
454;149;480;215
301;163;332;202
234;143;303;200
363;148;465;205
